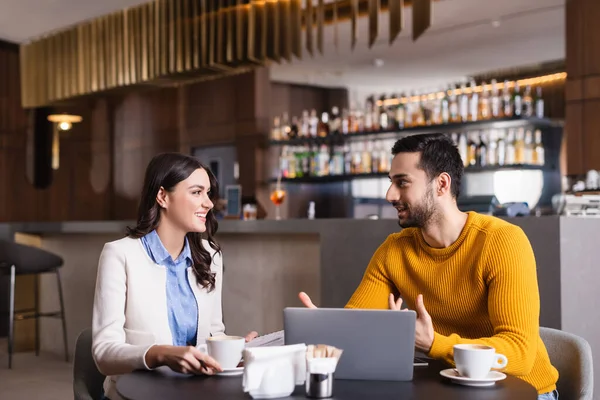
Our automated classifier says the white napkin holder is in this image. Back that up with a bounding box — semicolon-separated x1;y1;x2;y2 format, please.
242;344;307;399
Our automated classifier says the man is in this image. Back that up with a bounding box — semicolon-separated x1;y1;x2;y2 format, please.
299;133;558;400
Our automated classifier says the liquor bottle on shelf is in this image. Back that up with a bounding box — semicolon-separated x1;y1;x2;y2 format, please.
513;82;523;117
343;144;352;174
459;83;469;122
371;141;380;173
487;130;498;166
441;87;450;125
318;112;330;137
289;116;299;139
477;131;487;167
467;132;478;166
523;85;534;117
309;109;318;137
300;110;309;137
490;80;501;119
533;129;545;166
415;92;426;126
469;80;479;122
449;86;460;123
505;129;516;165
331;107;342;135
496;129;506;166
514;127;525;164
458;132;468;167
379;95;389;130
502;80;513;118
479;82;491;120
387;95;398;128
431;90;442;125
535;87;544;118
396;94;406;129
362;141;373;173
364;97;374;131
341;108;350;134
524;129;534;164
272;116;282;140
281;112;291;140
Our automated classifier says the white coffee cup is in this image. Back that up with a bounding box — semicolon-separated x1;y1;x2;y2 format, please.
197;335;245;369
453;344;508;380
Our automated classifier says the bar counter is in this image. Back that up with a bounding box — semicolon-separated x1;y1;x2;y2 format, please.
0;217;598;392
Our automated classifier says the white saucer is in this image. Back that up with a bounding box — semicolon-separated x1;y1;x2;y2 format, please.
215;367;244;377
439;369;506;387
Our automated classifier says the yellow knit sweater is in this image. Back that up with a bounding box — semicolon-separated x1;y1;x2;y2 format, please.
346;212;558;394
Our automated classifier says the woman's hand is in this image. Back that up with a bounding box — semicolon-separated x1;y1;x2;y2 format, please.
245;331;259;342
145;345;223;375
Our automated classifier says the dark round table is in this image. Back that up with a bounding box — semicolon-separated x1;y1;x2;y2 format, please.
116;361;538;400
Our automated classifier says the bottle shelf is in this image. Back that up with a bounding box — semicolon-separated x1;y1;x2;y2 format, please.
268;117;562;146
270;164;548;184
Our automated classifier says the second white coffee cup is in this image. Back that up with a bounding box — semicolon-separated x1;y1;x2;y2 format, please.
453;344;508;380
197;335;245;369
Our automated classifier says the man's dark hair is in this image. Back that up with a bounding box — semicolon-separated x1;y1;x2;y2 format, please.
391;133;463;199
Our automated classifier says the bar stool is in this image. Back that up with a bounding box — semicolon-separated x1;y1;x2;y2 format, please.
0;239;68;368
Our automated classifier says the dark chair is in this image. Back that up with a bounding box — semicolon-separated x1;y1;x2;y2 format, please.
0;239;68;368
73;328;106;400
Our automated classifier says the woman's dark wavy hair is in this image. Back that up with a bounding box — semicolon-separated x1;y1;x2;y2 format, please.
127;153;221;292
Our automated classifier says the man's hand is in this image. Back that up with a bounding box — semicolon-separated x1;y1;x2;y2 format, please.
389;293;434;353
245;331;259;342
299;292;318;308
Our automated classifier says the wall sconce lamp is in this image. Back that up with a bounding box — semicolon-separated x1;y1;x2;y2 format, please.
47;113;83;170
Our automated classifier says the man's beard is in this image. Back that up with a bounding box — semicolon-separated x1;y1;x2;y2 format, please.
394;186;436;229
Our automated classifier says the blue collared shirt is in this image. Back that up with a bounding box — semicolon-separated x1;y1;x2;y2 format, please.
141;230;199;347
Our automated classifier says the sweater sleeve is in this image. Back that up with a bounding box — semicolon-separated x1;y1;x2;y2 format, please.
345;236;396;309
92;242;154;376
428;225;540;376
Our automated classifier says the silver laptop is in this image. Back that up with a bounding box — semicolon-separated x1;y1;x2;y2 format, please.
283;307;417;381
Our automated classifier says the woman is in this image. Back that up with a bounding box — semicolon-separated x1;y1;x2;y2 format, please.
92;153;257;400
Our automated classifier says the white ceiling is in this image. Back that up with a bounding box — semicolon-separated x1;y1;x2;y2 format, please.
0;0;148;43
270;0;565;96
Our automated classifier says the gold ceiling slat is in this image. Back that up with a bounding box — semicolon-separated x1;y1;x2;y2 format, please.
316;0;324;55
306;0;313;56
235;0;243;60
216;0;225;64
200;0;208;67
91;20;99;91
55;33;63;100
175;0;184;72
145;4;153;80
266;0;280;61
76;26;85;93
351;0;358;49
129;8;138;84
226;0;234;63
183;0;192;70
160;0;168;75
109;16;118;88
95;18;105;91
68;29;77;97
412;0;432;41
279;0;291;61
192;0;200;68
290;0;301;58
332;0;338;51
368;0;380;48
168;0;176;73
389;0;403;45
117;13;125;86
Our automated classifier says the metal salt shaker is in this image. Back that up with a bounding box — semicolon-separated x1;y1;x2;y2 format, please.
305;372;333;398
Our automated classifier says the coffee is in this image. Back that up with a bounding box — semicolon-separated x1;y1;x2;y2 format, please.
453;344;508;380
